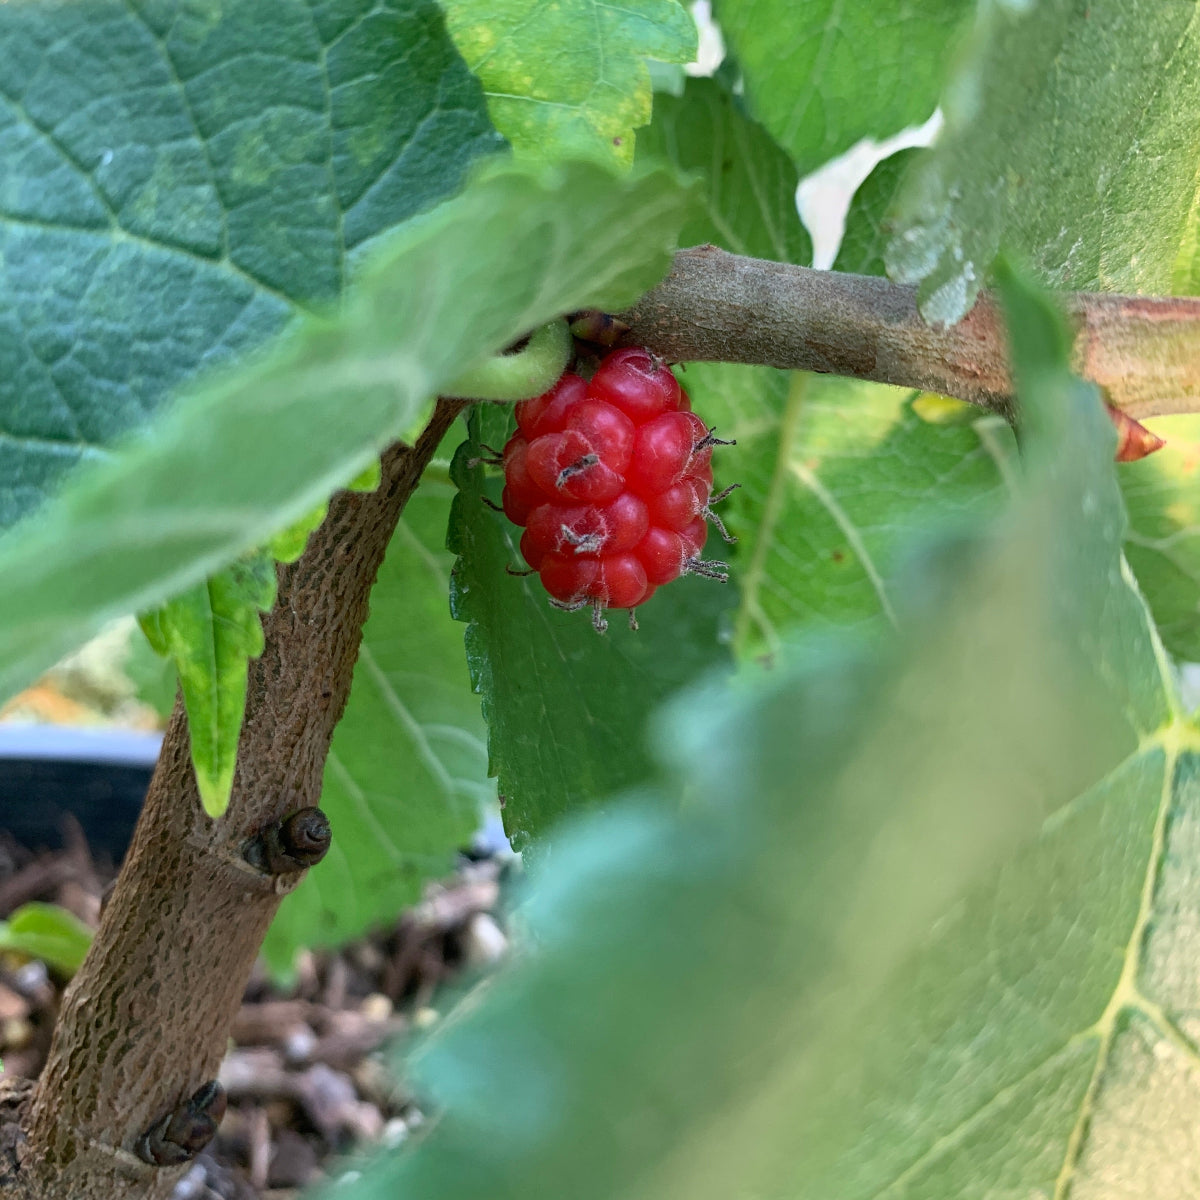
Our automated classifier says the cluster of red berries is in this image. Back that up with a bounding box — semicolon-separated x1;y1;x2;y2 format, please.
498;347;734;630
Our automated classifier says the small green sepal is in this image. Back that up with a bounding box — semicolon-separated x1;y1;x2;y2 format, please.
443;318;572;401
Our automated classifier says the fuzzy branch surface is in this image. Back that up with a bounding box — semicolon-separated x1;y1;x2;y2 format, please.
618;247;1200;419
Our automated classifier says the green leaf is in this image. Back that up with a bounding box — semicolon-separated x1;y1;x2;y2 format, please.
443;318;573;401
0;903;93;975
139;553;277;817
448;403;736;850
695;368;1014;656
713;0;970;175
440;0;697;166
139;458;384;819
269;460;383;565
0;0;502;531
636;76;1009;657
344;272;1188;1200
1120;415;1200;663
1174;188;1200;294
834;147;921;278
635;76;812;263
871;0;1200;649
264;462;487;976
124;623;179;719
839;141;1200;674
0;160;692;706
886;0;1200;323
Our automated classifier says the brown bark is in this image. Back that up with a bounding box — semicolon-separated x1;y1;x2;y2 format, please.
3;400;465;1200
618;247;1200;420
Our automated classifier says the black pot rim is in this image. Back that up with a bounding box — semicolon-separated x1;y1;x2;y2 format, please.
0;723;162;768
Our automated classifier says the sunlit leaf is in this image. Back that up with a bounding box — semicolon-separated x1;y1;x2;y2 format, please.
441;0;696;165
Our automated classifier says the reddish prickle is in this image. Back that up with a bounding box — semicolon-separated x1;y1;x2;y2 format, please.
1107;402;1165;462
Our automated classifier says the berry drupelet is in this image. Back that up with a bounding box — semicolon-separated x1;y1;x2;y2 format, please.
501;347;734;631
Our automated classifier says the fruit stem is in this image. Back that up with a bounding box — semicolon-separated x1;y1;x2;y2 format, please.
444;318;573;402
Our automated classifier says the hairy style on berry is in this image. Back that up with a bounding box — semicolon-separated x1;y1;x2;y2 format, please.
499;346;735;627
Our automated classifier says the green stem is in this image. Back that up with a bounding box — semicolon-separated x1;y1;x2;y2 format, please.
444;318;572;401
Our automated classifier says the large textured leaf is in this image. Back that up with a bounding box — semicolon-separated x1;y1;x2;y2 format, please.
345;271;1194;1200
712;0;970;175
440;0;696;166
886;0;1200;323
264;463;488;975
447;404;735;850
0;161;692;704
0;0;502;530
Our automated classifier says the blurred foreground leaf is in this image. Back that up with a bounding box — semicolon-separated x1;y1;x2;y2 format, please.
336;275;1197;1197
887;0;1200;322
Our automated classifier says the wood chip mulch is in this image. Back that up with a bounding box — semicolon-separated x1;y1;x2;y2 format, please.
0;818;514;1198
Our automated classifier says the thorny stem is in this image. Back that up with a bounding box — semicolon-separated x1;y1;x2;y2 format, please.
618;246;1200;420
